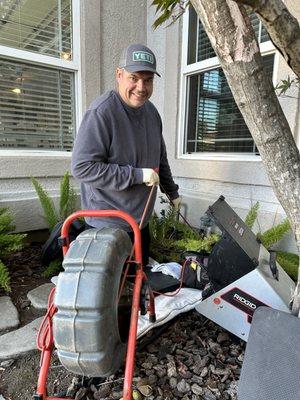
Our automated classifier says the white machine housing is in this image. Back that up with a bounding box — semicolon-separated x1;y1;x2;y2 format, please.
196;245;295;341
195;196;295;341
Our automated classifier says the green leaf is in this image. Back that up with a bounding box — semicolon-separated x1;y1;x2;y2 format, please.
153;8;171;29
258;219;291;249
0;259;11;292
0;233;27;257
151;0;189;29
245;202;259;229
59;171;70;220
276;251;299;281
31;176;58;231
66;187;78;216
0;207;9;216
0;213;15;234
43;259;63;278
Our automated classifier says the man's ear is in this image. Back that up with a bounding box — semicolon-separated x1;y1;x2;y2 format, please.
116;68;123;82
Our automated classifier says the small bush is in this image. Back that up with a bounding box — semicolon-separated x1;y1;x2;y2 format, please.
0;207;26;292
32;171;79;277
31;171;78;231
149;198;220;263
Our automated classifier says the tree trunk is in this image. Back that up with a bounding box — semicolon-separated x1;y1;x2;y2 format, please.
233;0;300;78
189;0;300;305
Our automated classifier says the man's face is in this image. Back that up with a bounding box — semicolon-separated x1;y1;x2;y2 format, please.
116;68;154;108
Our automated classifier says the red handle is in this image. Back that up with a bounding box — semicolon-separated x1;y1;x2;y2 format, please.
61;210;142;265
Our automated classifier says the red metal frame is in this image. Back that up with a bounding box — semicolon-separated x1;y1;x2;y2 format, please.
35;210;155;400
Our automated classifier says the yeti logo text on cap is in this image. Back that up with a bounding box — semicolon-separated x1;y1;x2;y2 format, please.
132;51;154;64
119;44;160;76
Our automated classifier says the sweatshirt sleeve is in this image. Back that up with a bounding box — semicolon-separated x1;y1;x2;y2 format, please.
159;136;179;200
71;109;143;190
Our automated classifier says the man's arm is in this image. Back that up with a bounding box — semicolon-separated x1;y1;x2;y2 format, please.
71;109;143;191
158;137;179;201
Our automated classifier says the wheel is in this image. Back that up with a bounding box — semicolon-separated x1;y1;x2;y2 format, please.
53;227;132;377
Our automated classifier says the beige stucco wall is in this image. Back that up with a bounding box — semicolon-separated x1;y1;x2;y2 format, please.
0;0;298;253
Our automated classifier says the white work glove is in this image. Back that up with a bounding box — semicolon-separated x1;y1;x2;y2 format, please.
142;168;160;186
172;196;182;211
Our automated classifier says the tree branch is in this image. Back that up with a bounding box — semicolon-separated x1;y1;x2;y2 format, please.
233;0;300;78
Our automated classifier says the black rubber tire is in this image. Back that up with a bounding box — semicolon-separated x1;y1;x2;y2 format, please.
54;227;132;377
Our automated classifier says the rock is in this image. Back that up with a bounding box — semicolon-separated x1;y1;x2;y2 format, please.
0;317;43;360
27;283;55;310
148;374;157;385
141;362;153;370
217;332;230;344
166;360;177;378
226;380;238;397
153;364;166;378
0;359;14;368
75;387;87;399
94;384;111;398
177;379;190;394
138;385;153;396
137;377;150;387
169;377;177;389
112;390;124;399
66;377;80;397
203;388;217;400
200;366;209;378
20;299;31;309
147;344;159;353
191;383;203;395
0;296;19;332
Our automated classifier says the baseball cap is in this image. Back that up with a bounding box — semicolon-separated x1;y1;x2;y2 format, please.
119;44;161;77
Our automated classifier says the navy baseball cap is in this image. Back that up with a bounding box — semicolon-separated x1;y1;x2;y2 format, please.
119;44;160;77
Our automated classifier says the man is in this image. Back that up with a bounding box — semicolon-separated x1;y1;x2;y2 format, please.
71;44;180;265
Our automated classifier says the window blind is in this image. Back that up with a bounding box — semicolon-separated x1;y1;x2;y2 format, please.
185;54;274;153
0;0;72;59
0;58;75;150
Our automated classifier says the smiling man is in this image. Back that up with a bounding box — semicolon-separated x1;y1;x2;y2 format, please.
71;44;180;265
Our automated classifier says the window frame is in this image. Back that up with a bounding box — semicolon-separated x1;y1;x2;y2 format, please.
0;0;81;156
178;7;279;162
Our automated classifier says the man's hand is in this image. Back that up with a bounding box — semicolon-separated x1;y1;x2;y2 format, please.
172;196;182;210
142;168;160;186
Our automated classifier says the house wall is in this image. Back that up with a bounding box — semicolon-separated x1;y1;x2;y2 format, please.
0;0;147;233
0;0;298;254
147;1;299;253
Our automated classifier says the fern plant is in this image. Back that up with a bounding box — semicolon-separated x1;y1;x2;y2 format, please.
31;171;78;231
245;203;298;281
149;198;220;263
0;207;26;292
32;171;79;277
245;201;259;229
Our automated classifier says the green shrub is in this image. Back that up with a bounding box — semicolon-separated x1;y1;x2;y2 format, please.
32;171;79;277
150;199;299;282
0;207;26;292
31;171;78;231
245;203;298;281
149;198;220;263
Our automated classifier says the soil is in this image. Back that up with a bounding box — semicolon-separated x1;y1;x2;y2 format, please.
0;241;245;400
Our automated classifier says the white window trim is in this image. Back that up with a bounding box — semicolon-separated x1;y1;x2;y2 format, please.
0;0;81;156
178;8;277;162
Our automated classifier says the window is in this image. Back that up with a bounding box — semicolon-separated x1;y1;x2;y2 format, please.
0;0;78;151
181;7;275;156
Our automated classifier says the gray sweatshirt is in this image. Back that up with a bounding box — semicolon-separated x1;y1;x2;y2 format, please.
71;90;179;231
